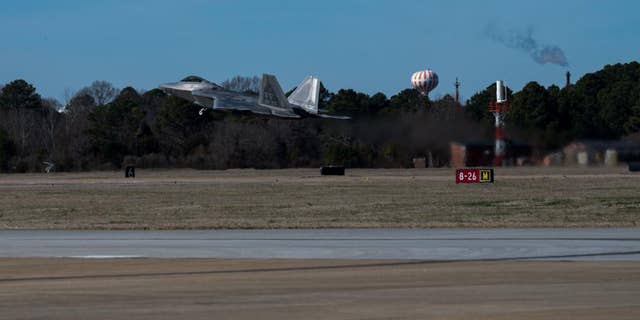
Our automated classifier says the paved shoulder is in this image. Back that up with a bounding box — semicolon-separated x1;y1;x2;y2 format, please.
1;229;639;261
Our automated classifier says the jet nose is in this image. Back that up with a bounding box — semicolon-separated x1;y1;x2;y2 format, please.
158;82;196;102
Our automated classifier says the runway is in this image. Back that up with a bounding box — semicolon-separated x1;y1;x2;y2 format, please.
3;229;640;319
2;228;640;260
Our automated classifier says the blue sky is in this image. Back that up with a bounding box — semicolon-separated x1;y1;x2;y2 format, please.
1;0;639;102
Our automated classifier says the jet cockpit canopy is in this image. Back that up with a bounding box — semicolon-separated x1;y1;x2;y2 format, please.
181;75;208;82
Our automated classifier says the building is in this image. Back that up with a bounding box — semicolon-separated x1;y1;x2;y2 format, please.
561;140;640;166
450;139;532;167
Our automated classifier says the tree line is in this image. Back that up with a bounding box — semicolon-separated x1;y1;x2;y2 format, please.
0;61;638;172
466;61;640;148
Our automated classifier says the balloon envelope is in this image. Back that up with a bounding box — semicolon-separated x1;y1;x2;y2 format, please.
411;70;438;95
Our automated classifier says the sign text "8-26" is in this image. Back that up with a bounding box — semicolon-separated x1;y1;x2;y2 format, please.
455;169;494;184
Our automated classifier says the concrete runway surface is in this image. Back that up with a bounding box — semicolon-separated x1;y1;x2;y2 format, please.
2;228;640;260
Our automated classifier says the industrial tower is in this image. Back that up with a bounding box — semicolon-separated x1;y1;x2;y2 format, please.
488;81;510;166
454;78;460;103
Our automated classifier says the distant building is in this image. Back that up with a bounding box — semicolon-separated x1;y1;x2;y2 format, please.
561;140;640;166
412;157;426;168
450;140;532;167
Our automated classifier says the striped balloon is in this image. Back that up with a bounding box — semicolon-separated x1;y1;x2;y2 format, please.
411;69;439;96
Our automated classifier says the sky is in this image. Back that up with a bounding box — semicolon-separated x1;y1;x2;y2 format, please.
1;0;639;103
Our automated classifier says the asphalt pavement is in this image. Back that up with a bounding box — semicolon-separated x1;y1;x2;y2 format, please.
2;228;640;260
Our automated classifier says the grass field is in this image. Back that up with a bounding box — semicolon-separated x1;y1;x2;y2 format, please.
0;167;638;229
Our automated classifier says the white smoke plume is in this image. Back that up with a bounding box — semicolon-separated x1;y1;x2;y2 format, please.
485;23;569;67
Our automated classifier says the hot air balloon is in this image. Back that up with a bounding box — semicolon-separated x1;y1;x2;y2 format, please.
411;69;439;96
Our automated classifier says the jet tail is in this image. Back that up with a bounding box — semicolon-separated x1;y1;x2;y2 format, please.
258;73;350;120
258;74;289;109
287;76;320;114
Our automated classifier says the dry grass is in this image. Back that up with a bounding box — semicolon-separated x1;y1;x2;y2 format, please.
0;167;639;229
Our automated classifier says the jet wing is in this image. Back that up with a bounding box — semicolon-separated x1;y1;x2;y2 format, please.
192;93;215;109
192;90;273;116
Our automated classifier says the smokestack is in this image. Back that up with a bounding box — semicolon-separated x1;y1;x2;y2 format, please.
454;78;460;103
565;71;571;89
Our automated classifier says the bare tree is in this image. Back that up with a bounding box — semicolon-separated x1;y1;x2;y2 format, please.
40;98;62;158
59;93;95;169
7;107;39;157
63;87;76;107
221;76;261;94
77;81;118;105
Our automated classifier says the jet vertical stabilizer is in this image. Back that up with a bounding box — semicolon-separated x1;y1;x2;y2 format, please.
288;76;320;114
258;74;289;110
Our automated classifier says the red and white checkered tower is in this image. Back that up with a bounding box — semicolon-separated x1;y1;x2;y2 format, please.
489;81;510;166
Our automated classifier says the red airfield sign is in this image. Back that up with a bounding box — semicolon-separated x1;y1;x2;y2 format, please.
456;168;494;184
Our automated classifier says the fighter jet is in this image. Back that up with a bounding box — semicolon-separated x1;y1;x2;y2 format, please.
159;74;350;119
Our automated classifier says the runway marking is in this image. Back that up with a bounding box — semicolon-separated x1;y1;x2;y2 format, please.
3;250;640;283
67;255;144;259
14;238;640;241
